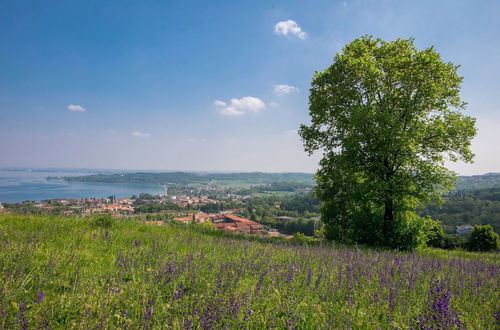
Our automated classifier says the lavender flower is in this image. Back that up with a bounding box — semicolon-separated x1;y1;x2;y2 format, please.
37;291;45;303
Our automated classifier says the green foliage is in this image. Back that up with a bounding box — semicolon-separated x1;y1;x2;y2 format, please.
426;220;446;248
466;225;499;251
92;214;114;228
138;193;156;200
454;173;500;190
200;203;223;213
300;36;476;250
290;232;315;245
422;186;500;234
313;227;325;239
135;203;180;213
442;235;467;250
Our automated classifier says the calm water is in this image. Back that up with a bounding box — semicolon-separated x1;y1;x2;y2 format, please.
0;168;163;203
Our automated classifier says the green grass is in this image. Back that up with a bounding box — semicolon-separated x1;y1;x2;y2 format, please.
0;214;498;329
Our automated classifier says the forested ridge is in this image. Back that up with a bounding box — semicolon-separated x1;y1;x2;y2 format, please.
54;172;315;185
422;186;500;234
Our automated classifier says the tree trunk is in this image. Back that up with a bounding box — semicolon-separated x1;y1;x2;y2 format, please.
382;157;393;245
383;196;393;245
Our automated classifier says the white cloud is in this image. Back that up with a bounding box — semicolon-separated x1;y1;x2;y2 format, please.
219;107;245;116
214;96;266;116
268;102;279;107
213;100;227;107
274;84;299;95
131;131;151;138
285;129;298;137
274;20;307;39
67;104;86;112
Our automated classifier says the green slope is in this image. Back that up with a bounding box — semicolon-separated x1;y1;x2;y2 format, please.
0;215;498;328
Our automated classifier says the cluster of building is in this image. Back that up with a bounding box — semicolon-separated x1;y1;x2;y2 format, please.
174;211;265;234
28;198;135;216
167;195;217;207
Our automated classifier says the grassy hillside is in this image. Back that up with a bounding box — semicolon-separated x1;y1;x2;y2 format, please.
0;215;498;328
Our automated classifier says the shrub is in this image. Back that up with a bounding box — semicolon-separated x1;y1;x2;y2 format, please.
426;220;446;248
92;214;114;228
291;232;315;245
466;225;499;252
442;235;467;250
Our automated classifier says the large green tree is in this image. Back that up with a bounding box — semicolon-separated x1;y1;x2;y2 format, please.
299;36;476;249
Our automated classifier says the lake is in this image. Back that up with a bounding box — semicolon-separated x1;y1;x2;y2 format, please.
0;168;164;203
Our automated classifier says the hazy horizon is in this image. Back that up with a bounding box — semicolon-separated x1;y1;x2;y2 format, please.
1;1;499;175
2;167;499;177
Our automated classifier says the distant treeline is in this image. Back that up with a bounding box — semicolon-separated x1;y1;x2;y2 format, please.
54;172;315;185
235;181;313;195
454;173;500;190
421;186;500;234
54;171;500;190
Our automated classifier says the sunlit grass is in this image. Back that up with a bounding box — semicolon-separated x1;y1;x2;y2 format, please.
0;214;498;328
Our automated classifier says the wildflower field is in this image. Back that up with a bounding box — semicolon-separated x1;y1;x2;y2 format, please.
0;215;498;329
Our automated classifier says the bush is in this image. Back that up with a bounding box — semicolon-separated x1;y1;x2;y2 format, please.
291;232;315;245
92;214;114;228
466;225;499;252
426;220;446;248
441;235;467;250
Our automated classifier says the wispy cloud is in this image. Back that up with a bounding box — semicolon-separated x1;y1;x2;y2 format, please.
214;96;266;116
67;104;86;112
274;84;299;95
131;131;151;138
284;129;298;137
274;20;307;39
213;100;227;107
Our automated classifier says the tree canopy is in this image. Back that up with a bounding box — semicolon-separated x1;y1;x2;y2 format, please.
299;36;476;249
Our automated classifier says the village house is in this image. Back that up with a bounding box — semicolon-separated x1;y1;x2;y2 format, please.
173;212;264;235
456;225;474;235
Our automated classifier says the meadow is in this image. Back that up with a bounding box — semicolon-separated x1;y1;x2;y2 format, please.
0;215;498;329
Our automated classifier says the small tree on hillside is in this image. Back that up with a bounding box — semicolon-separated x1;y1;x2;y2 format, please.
300;36;477;249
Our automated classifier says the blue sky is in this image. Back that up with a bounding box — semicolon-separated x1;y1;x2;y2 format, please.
1;0;499;174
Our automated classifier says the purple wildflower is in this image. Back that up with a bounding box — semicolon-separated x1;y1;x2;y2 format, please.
37;291;45;303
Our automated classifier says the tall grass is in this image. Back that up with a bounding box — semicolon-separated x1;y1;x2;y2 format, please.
0;214;498;328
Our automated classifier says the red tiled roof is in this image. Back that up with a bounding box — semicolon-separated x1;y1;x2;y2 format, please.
174;215;194;222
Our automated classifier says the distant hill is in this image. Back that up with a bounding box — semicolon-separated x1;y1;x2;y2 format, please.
455;173;500;191
422;185;500;234
57;171;499;190
54;171;315;186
